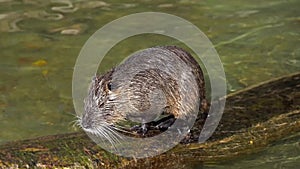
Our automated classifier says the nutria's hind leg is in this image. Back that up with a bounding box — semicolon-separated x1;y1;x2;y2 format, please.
153;115;176;131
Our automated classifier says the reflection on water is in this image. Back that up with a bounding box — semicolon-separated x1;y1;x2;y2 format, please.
0;0;299;168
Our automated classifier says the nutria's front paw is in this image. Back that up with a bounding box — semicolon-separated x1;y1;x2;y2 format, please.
130;124;148;135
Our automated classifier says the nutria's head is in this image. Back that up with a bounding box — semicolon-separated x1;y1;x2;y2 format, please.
79;69;128;137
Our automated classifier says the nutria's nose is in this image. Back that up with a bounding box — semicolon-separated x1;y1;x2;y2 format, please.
81;121;91;129
81;114;92;129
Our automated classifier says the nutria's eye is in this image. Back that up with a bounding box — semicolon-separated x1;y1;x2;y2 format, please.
107;82;112;91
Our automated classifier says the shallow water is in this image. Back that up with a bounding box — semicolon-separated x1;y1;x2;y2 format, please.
0;0;299;168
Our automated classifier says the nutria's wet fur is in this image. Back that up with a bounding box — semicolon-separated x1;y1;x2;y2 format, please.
80;46;207;141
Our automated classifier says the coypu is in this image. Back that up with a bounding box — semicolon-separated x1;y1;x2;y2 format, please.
79;46;207;143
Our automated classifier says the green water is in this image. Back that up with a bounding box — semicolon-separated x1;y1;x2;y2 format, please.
0;0;299;168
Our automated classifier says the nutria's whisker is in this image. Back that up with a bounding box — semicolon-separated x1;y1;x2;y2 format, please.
72;118;81;129
103;125;123;145
95;127;116;150
112;124;130;130
111;125;133;134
